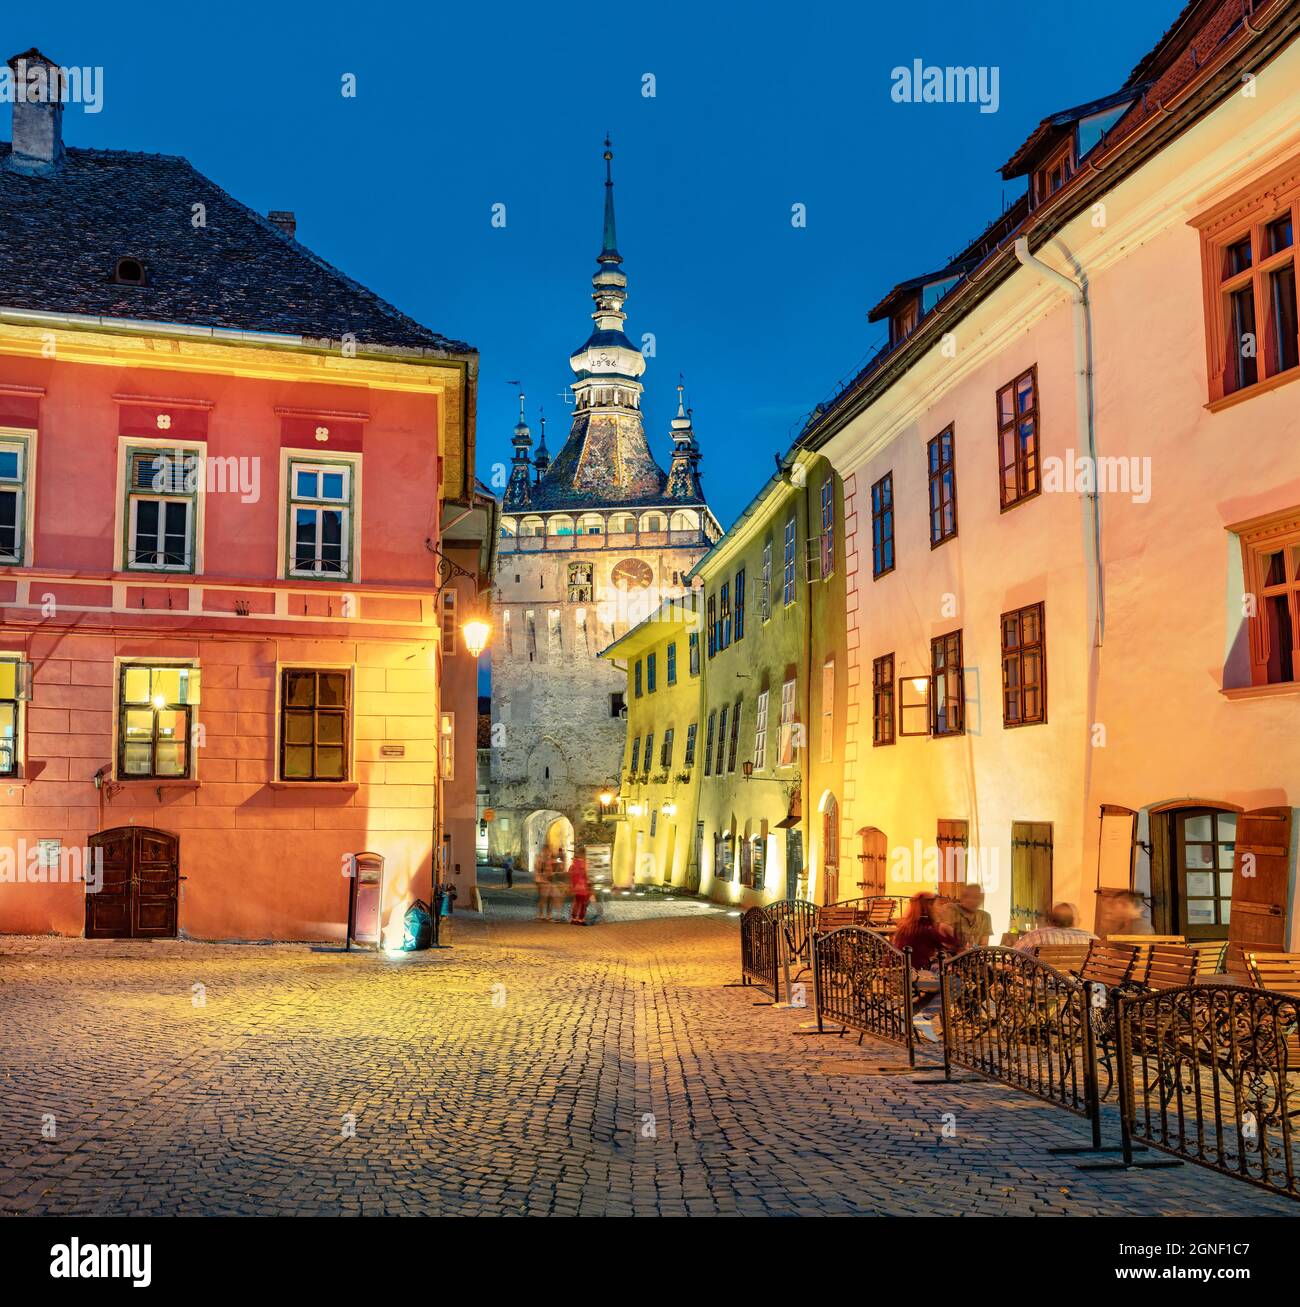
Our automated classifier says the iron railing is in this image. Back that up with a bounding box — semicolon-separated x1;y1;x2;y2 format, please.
812;926;916;1065
1114;983;1300;1200
936;948;1098;1121
740;906;779;1000
769;899;818;979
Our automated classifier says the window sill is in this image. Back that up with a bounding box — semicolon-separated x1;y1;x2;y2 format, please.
112;779;200;790
1207;367;1300;413
1221;682;1300;701
269;781;359;791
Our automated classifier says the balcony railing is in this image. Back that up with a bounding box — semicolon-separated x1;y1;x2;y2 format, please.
498;528;714;554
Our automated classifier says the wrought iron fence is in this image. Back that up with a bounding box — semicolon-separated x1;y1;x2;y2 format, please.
1114;983;1300;1200
812;926;916;1064
769;899;818;978
937;947;1098;1120
740;906;779;999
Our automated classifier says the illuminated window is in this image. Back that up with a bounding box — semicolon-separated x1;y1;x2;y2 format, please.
440;712;455;780
119;664;199;779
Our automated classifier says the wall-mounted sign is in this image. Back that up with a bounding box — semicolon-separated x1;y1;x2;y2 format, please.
379;744;405;758
36;838;60;869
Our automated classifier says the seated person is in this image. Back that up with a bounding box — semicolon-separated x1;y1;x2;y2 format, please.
1014;902;1097;952
940;882;994;951
893;892;960;1043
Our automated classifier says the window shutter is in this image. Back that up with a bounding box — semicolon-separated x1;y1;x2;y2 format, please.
15;660;32;701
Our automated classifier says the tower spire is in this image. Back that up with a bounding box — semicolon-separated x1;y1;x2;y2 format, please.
665;375;704;502
503;389;534;508
601;135;619;262
533;407;551;482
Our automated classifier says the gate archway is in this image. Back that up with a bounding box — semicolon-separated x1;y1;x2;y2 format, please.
523;809;574;875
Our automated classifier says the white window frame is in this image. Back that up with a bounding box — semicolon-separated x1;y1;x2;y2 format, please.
753;688;769;771
821;660;835;763
782;517;797;606
440;711;455;780
0;430;34;567
778;677;797;767
761;539;772;620
283;453;358;581
441;590;458;656
121;440;204;574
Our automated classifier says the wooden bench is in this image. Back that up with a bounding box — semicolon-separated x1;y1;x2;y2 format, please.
817;904;867;932
1141;944;1197;991
1032;943;1091;974
1246;951;1300;998
1189;940;1228;979
1079;939;1141;988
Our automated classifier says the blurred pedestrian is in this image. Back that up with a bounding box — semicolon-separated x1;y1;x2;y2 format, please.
893;892;959;1043
570;849;591;925
550;850;571;922
534;847;552;920
940;882;993;950
503;852;515;889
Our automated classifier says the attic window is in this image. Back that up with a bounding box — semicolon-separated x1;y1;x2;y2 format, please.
113;257;148;286
1032;140;1074;209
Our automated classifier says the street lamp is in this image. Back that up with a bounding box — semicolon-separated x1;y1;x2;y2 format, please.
461;616;491;658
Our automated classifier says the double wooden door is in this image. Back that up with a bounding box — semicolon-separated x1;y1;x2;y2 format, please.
85;827;180;939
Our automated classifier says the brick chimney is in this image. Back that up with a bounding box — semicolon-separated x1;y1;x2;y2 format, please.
267;210;297;239
5;49;64;176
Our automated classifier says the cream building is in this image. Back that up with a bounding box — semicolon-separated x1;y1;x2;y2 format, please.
799;1;1300;961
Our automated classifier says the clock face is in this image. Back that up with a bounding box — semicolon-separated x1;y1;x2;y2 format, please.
611;558;653;590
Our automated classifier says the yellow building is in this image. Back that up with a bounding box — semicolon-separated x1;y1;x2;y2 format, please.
600;596;704;888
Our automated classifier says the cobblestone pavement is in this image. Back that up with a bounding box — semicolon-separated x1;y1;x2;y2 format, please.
0;913;1293;1217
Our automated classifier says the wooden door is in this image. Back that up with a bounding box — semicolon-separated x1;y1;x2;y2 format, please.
856;827;887;896
1010;822;1053;933
1228;807;1292;968
936;819;969;898
86;828;133;938
85;827;179;939
1173;808;1236;941
133;829;179;937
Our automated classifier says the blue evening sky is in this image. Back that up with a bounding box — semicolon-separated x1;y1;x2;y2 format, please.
9;0;1168;529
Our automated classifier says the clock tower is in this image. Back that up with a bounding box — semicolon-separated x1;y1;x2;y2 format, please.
487;141;721;875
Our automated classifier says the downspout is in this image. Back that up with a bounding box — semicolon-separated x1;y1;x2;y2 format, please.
1013;236;1104;648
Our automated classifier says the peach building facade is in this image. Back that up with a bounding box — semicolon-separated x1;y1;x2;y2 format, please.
803;0;1300;959
0;52;477;940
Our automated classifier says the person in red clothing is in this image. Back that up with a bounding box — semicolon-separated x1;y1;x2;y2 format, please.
569;850;592;925
892;892;959;1042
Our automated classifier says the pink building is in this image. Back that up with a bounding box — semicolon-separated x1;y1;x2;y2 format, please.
0;49;478;941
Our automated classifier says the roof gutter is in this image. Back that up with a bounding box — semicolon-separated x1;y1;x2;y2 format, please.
1013;236;1103;650
0;305;477;367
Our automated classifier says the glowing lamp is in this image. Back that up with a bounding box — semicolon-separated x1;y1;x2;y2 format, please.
599;790;614;807
461;617;491;658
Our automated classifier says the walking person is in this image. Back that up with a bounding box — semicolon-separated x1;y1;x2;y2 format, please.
550;851;571;922
503;853;515;890
569;849;591;925
534;846;552;921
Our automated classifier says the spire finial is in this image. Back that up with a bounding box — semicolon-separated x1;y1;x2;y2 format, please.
676;373;686;418
517;390;526;423
600;135;619;260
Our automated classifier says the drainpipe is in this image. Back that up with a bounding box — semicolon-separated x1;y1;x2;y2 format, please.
1013;236;1104;649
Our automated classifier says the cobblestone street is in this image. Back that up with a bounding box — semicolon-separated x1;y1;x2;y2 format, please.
0;900;1292;1217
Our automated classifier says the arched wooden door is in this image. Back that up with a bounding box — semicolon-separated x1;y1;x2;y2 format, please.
86;827;179;939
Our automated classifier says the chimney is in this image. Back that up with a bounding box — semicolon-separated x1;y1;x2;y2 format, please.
5;49;64;176
267;210;297;239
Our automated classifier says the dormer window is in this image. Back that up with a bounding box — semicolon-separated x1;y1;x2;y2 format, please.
113;256;148;286
1032;140;1074;209
889;296;919;346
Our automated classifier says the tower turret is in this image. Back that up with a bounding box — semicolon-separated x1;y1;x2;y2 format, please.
665;379;704;501
503;391;534;509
